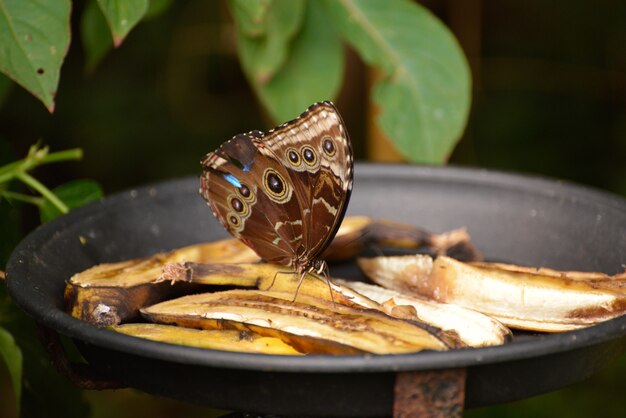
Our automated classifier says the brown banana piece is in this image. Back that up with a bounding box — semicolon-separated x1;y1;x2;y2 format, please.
65;216;481;325
141;289;450;354
326;216;483;262
65;239;257;325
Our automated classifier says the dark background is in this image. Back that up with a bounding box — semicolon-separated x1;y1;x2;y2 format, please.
1;1;625;417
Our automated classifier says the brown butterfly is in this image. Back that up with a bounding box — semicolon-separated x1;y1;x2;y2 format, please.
200;101;353;280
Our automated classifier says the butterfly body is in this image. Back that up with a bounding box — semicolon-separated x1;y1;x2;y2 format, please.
200;102;353;276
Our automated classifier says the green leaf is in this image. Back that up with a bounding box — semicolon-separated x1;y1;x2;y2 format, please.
39;179;103;223
97;0;149;47
324;0;471;163
231;0;306;84
229;0;272;37
81;0;113;73
0;326;22;415
238;0;344;122
0;0;72;112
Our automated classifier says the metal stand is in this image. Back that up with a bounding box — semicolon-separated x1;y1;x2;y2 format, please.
394;369;467;418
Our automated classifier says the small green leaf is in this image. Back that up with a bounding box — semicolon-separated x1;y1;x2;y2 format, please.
0;326;22;415
97;0;149;47
324;0;471;163
0;0;72;112
239;0;344;122
231;0;306;84
39;179;103;223
82;0;114;73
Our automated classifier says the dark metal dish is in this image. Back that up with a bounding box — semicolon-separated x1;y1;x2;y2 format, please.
7;163;626;417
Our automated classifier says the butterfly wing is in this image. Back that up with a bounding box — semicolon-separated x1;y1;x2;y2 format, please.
259;102;353;262
200;101;353;267
201;133;307;265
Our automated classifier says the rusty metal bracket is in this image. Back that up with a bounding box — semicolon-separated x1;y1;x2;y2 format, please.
394;368;467;418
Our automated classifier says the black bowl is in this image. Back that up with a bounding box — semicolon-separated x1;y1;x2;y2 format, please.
7;163;626;417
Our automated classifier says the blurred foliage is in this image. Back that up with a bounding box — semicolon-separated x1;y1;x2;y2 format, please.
0;144;102;416
0;0;625;417
0;0;470;165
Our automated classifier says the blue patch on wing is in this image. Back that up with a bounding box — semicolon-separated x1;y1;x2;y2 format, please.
242;164;251;172
223;173;242;188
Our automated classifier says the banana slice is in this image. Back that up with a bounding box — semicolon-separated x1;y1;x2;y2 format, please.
359;255;626;332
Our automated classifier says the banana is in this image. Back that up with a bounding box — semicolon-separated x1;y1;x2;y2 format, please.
112;323;302;355
336;279;511;347
358;255;626;332
65;239;258;325
326;216;482;262
141;289;450;354
162;261;381;309
65;216;480;325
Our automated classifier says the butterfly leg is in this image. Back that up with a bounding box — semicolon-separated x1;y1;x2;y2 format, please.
292;270;308;303
310;261;335;307
268;269;295;291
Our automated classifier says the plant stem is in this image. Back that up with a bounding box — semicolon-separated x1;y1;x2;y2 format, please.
36;148;83;166
0;148;83;184
0;189;44;206
15;172;69;213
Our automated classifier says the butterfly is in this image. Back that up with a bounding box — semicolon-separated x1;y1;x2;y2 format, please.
200;101;353;279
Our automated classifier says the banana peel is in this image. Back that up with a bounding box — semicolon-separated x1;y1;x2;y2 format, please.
111;323;302;355
65;239;257;325
159;261;381;309
140;289;450;355
65;216;479;325
336;279;512;347
358;255;626;332
326;216;482;262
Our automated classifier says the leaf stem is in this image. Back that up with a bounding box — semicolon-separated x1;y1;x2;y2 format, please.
0;189;44;206
0;148;83;184
15;172;69;213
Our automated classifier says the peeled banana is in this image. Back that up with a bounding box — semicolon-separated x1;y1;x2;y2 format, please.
359;255;626;332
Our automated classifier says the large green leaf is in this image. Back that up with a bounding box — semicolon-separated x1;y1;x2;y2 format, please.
0;326;22;415
0;0;72;112
81;0;113;73
324;0;471;163
39;179;103;223
229;0;272;37
237;0;344;122
231;0;306;85
97;0;148;47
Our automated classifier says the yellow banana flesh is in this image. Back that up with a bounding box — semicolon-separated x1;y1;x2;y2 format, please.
112;323;302;355
359;255;626;332
141;289;450;355
65;239;258;325
165;262;381;309
336;279;511;347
